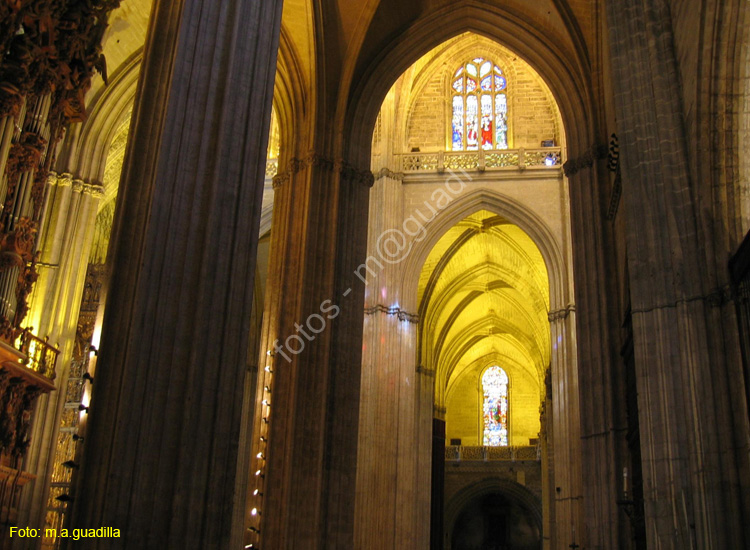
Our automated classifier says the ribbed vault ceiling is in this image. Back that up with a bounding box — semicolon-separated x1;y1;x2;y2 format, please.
419;210;550;406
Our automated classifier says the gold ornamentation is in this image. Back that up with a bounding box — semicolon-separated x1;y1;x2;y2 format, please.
0;0;120;343
0;365;49;466
13;256;39;328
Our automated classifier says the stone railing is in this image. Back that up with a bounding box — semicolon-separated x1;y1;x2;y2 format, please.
445;444;541;462
396;148;562;173
16;328;59;381
266;158;279;178
0;329;58;470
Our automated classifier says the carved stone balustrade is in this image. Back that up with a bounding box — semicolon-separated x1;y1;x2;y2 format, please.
396;147;563;173
445;445;541;462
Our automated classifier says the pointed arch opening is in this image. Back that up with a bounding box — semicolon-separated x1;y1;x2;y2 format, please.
355;30;579;550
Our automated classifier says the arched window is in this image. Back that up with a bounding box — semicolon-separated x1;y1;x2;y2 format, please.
451;58;508;151
482;366;509;446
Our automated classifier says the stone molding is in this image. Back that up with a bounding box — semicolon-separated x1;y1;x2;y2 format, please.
374;167;405;182
364;304;419;324
48;172;103;198
272;153;375;188
547;304;576;322
563;143;608;177
85;183;105;199
417;365;436;378
632;285;735;314
49;172;73;188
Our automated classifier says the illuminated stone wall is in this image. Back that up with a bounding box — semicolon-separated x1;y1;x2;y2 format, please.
446;362;541;447
356;32;575;550
406;35;561;152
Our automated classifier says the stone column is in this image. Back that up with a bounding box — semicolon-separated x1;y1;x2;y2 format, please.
19;173;102;533
69;0;282;547
540;370;554;550
27;175;103;345
429;415;444;550
548;309;583;549
350;83;432;545
356;304;421;549
353;167;425;550
606;0;749;547
254;152;372;548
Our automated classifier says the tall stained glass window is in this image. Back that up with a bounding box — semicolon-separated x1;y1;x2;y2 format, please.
482;366;509;446
451;58;508;151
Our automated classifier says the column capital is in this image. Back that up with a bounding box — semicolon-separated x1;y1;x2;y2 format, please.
83;183;105;199
272;153;374;189
364;304;419;324
374;167;404;183
562;143;608;178
417;364;436;378
548;304;576;323
71;178;85;193
48;172;74;188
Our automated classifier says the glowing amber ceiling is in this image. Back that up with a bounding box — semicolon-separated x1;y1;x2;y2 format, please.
419;210;550;407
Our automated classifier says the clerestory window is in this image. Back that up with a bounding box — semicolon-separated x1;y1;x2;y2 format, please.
451;58;508;151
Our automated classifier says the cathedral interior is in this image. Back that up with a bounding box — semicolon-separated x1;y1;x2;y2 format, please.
0;0;749;548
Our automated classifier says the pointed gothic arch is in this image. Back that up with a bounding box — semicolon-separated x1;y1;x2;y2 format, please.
342;2;594;168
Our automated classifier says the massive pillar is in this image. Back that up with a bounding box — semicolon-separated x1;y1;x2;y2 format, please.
564;145;622;550
69;0;282;547
250;150;372;548
353;166;426;550
548;308;582;549
348;87;431;548
606;0;750;547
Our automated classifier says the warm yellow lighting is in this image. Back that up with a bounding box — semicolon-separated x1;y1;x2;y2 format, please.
28;339;38;359
418;211;549;445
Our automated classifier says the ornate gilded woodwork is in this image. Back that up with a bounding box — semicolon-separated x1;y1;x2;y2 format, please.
0;3;116;538
0;0;119;344
0;345;55;469
42;263;101;547
0;0;120;119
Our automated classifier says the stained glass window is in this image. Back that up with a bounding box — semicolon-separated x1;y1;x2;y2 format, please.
482;366;509;446
450;58;509;151
452;96;464;150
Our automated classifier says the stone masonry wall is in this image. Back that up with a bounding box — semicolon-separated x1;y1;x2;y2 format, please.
407;58;561;152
